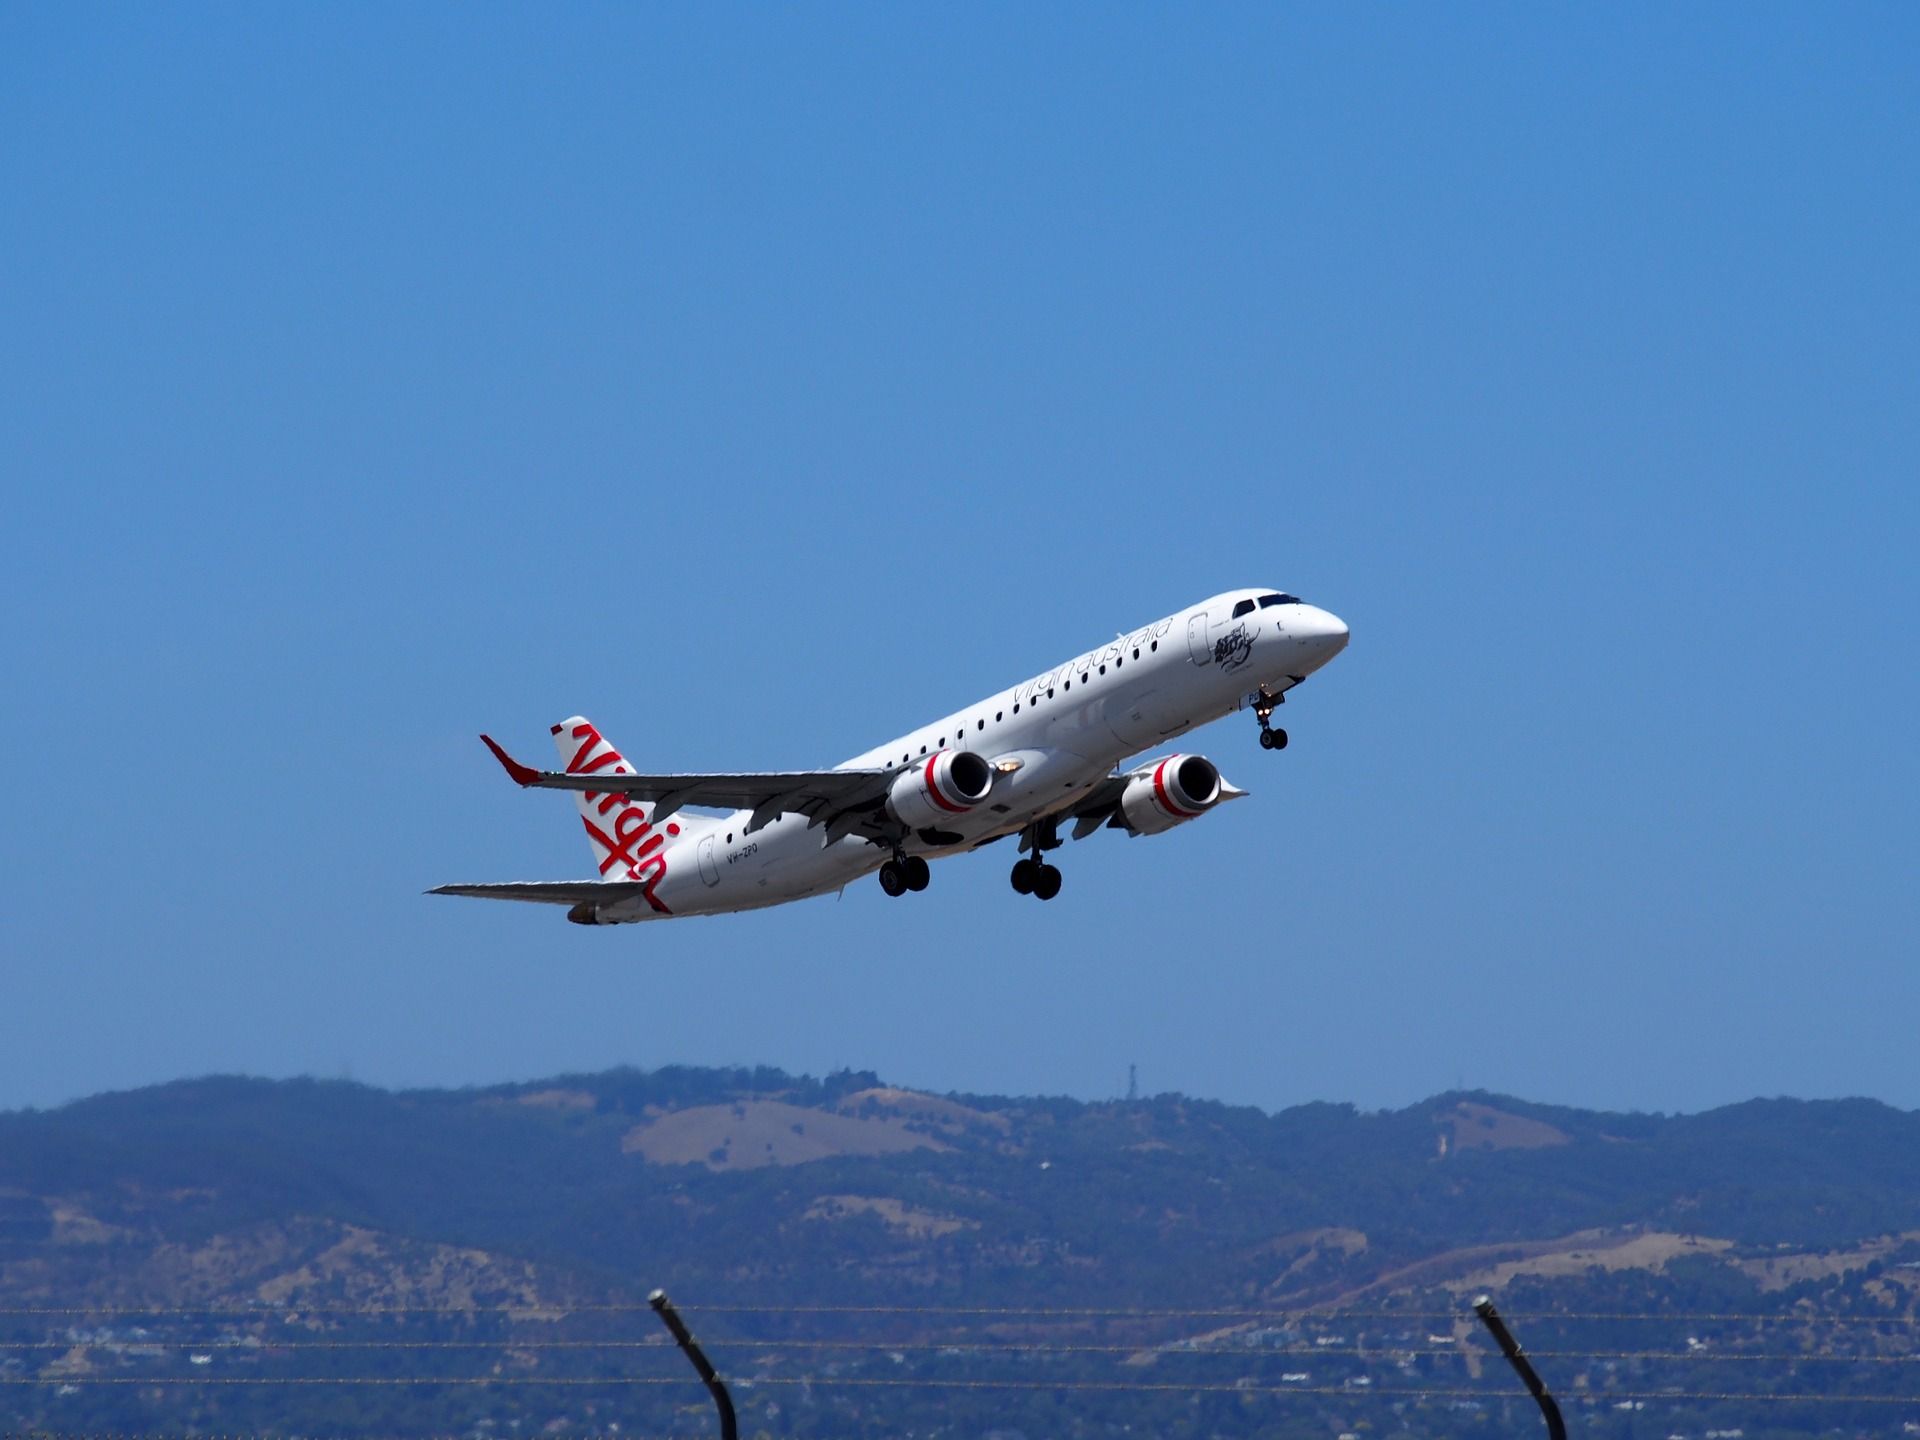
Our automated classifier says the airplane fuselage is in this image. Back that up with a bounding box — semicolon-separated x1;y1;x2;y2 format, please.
590;589;1348;921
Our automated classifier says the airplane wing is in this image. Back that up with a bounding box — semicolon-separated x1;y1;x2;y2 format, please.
479;735;894;833
1061;775;1133;839
427;880;650;906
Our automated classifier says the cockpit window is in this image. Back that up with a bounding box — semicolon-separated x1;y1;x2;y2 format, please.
1258;593;1301;608
1232;599;1257;618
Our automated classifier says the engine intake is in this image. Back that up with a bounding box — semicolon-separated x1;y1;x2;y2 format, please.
887;749;995;829
1120;753;1223;835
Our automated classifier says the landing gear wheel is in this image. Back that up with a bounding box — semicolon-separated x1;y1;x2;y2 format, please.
903;855;931;891
1032;864;1062;901
878;860;908;897
1253;683;1289;751
1010;858;1038;895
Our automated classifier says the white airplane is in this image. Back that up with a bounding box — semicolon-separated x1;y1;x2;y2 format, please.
433;589;1348;923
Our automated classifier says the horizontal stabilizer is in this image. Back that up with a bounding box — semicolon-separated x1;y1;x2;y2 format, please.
427;881;649;906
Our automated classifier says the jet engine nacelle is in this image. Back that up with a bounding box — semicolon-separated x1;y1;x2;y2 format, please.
887;749;995;829
1119;753;1224;835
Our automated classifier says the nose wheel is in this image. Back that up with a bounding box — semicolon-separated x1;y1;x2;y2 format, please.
1253;683;1290;752
1010;858;1062;901
878;854;931;897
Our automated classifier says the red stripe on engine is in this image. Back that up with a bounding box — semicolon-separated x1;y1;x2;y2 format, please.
926;753;971;813
1153;757;1201;819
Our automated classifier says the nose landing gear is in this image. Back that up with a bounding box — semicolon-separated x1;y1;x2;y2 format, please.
1253;683;1292;753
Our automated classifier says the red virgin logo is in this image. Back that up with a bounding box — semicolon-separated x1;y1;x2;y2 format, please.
557;721;674;915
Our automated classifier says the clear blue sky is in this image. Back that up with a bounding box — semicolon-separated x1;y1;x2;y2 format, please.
3;6;1915;1117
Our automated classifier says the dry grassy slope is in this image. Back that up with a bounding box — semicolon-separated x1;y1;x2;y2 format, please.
1328;1229;1735;1304
0;1203;570;1313
621;1100;952;1170
617;1086;1012;1171
1737;1229;1920;1291
1437;1100;1572;1154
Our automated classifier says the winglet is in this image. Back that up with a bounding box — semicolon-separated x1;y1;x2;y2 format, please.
480;733;545;787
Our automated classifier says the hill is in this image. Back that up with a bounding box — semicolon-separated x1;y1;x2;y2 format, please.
3;1067;1918;1437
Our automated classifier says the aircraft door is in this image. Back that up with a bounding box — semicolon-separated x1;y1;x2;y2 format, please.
1186;611;1211;665
697;835;720;887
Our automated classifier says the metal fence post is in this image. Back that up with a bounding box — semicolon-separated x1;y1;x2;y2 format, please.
1473;1295;1568;1440
649;1288;739;1440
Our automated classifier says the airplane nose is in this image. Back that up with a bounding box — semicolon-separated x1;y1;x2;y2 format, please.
1297;606;1350;652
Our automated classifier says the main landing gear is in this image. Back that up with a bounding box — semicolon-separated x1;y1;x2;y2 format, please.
1010;819;1063;900
1009;857;1062;901
1253;682;1291;752
878;852;931;897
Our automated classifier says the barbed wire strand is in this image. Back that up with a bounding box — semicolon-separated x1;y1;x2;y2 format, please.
3;1303;1915;1323
0;1436;714;1440
4;1376;1920;1404
8;1338;1920;1363
9;1436;683;1440
0;1436;726;1440
686;1305;1920;1325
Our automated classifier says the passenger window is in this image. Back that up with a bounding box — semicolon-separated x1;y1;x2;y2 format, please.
977;719;984;731
1099;664;1106;674
1133;648;1140;659
995;711;1002;721
1150;641;1157;652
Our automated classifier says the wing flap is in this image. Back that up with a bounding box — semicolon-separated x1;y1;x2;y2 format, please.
1061;775;1128;837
